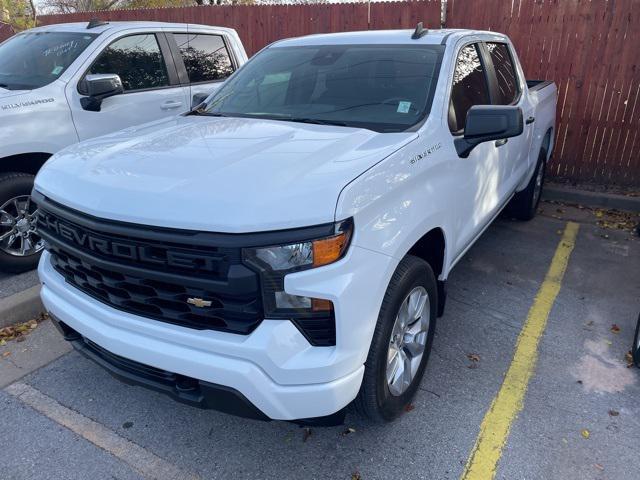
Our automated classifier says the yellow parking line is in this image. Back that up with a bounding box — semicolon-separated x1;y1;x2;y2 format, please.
460;221;580;480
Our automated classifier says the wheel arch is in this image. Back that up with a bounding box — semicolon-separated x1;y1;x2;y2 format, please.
0;153;52;176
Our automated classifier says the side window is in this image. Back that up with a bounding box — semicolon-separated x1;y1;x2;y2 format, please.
88;34;169;91
174;34;234;83
449;43;490;133
487;42;519;105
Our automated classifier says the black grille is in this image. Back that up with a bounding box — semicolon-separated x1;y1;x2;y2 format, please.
36;201;263;334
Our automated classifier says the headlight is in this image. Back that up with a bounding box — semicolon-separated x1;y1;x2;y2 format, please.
242;218;353;346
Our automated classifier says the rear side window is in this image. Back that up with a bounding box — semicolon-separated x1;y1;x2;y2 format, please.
174;34;234;83
449;43;490;133
88;34;169;91
487;42;519;105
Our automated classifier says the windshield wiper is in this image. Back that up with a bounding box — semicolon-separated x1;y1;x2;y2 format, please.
285;117;349;127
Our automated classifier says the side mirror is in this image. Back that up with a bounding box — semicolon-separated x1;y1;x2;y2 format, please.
191;92;210;110
455;106;524;158
80;74;124;112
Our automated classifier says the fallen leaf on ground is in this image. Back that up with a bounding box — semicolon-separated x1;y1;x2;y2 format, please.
594;463;604;471
625;351;634;367
351;472;362;480
610;324;620;333
404;403;415;413
467;353;480;362
341;427;356;436
302;427;312;442
608;410;619;417
2;351;10;357
581;429;590;439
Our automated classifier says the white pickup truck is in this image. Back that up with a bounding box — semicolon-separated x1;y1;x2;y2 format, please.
34;27;557;425
0;20;247;272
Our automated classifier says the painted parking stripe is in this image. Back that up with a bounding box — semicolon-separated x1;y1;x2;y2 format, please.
460;221;580;480
6;382;201;480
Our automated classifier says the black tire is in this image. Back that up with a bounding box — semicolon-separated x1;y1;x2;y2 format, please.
0;172;42;273
354;255;437;422
633;313;640;368
508;149;546;221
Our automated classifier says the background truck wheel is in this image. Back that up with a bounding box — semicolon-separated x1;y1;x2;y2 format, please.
509;149;546;221
0;173;44;273
354;255;437;422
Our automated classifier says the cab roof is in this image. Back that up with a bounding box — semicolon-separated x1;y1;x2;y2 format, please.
271;28;506;48
25;21;237;36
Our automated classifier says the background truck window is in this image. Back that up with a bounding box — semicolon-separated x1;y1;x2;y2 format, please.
88;34;169;91
487;42;519;105
449;43;490;133
174;33;234;83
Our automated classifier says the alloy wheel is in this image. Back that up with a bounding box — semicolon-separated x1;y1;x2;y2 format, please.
386;286;430;396
0;195;44;257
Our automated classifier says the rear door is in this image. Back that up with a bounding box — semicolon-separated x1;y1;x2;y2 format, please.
168;30;237;107
483;41;534;191
67;31;190;141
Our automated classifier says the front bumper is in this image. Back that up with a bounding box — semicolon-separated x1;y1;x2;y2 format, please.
39;244;396;421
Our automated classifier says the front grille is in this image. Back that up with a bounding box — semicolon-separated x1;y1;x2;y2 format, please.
36;199;263;334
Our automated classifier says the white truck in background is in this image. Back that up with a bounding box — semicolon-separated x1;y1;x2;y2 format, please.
0;20;247;272
35;27;557;424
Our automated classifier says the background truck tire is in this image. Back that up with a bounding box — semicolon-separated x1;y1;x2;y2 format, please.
509;149;546;221
0;173;43;273
354;255;437;422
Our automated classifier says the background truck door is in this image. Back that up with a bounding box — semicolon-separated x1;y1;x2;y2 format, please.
168;31;237;107
66;32;190;141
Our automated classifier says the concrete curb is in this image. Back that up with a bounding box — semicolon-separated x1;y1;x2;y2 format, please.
543;185;640;212
0;285;43;329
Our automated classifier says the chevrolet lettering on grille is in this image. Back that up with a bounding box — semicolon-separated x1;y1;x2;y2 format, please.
38;210;220;272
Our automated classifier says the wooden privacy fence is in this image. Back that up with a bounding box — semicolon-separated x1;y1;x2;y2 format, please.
2;0;639;186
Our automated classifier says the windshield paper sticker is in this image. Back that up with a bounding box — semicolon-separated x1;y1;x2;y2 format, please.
397;101;411;114
51;66;64;76
1;98;55;111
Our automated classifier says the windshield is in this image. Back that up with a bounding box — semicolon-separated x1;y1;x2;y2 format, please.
0;32;97;90
202;44;444;132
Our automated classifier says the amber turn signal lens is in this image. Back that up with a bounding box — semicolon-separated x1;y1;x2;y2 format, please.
312;232;349;267
311;298;334;312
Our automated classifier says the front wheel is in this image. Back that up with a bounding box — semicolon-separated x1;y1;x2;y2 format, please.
0;173;44;273
354;255;437;422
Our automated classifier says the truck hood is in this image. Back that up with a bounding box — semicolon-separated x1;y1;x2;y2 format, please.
35;116;415;232
0;89;32;100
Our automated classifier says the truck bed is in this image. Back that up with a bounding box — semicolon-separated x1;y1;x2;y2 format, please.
527;80;554;92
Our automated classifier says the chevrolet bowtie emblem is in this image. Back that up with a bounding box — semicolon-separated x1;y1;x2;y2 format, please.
187;297;212;308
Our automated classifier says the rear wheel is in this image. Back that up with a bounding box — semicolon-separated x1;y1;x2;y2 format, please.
354;255;437;422
509;149;546;221
0;173;44;273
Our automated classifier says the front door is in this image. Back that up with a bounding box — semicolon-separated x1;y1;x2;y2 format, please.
448;42;502;255
66;32;189;142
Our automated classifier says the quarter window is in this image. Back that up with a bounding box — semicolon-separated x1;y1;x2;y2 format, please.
449;43;490;133
174;34;234;83
88;34;169;91
487;42;519;105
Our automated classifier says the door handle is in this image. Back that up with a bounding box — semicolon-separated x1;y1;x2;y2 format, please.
495;138;508;147
160;101;183;111
525;116;535;125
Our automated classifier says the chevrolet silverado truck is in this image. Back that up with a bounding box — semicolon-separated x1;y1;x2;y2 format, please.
0;20;246;272
34;26;557;424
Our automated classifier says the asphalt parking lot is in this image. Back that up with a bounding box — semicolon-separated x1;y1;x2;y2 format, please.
1;202;638;480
